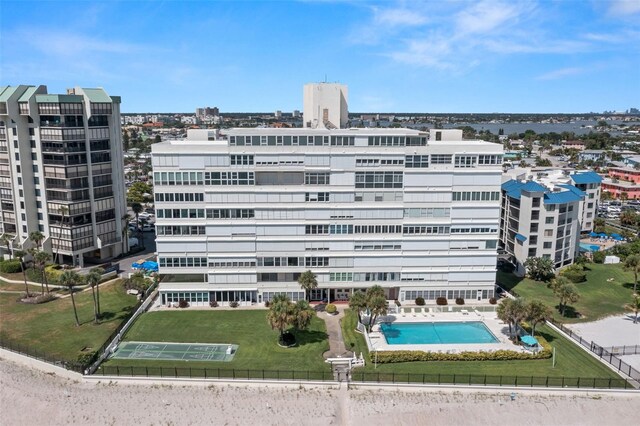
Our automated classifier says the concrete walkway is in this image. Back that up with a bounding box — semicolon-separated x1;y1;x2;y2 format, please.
320;309;350;359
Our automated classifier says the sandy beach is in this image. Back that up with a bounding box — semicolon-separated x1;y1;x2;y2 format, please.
0;357;637;426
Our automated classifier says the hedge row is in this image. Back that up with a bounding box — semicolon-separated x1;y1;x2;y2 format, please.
372;348;552;363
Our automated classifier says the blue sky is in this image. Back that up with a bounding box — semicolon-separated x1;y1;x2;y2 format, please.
1;0;639;113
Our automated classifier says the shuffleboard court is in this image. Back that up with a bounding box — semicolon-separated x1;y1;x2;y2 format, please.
110;342;238;362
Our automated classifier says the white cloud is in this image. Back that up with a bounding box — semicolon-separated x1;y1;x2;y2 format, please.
535;67;585;81
454;0;532;36
608;0;640;16
23;30;147;57
373;7;428;27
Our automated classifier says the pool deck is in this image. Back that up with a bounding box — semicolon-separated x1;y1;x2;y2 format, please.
366;309;520;353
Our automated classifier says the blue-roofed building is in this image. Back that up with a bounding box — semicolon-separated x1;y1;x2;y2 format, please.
569;171;602;233
500;170;584;276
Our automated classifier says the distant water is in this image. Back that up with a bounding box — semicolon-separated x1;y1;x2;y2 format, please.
409;120;640;136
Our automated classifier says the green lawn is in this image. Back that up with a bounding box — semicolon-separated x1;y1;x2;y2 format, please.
103;310;330;371
340;310;621;380
0;281;138;362
497;263;636;323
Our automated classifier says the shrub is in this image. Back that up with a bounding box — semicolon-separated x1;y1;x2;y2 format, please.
415;297;425;306
455;297;465;305
0;260;22;274
26;267;44;283
372;348;551;364
45;264;63;284
560;264;587;283
489;297;497;305
209;300;218;308
592;251;606;264
264;300;270;308
436;297;448;306
394;299;401;307
229;301;239;308
326;303;337;314
178;299;189;308
77;351;98;369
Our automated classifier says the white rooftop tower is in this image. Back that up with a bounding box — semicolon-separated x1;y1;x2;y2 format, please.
303;83;348;129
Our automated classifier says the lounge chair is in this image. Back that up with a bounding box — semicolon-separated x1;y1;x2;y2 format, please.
412;307;417;317
401;308;406;318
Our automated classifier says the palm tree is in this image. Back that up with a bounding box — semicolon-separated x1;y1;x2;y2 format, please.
131;203;144;249
624;254;640;294
59;270;82;326
29;231;45;250
86;267;104;321
32;250;51;294
348;291;367;323
525;300;551;337
496;298;515;338
553;278;580;316
0;234;12;259
630;294;640;324
510;298;527;340
266;294;295;342
53;205;69;264
365;285;387;332
297;270;318;301
14;250;30;297
121;213;132;254
292;300;315;340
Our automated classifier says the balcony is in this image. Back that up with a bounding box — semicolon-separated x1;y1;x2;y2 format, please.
43;158;87;166
41;144;86;154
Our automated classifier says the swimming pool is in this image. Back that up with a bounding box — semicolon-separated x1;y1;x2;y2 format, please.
579;242;600;252
379;321;499;345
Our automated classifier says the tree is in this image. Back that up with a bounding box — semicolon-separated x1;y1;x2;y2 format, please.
127;182;153;204
297;270;317;301
266;294;295;341
32;250;51;294
292;300;315;338
54;205;68;264
552;277;580;316
59;270;83;326
496;298;515;338
131;202;144;249
86;267;104;322
535;156;552;167
14;250;31;297
630;294;640;324
364;285;387;332
601;191;613;201
524;257;555;281
621;192;629;202
348;291;367;323
510;298;527;340
620;210;638;226
525;300;551;337
29;231;45;250
624;254;640;294
121;213;132;254
0;234;13;259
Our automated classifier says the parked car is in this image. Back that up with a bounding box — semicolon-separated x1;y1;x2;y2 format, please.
142;223;155;232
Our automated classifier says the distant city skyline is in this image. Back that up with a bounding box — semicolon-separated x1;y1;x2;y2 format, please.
2;0;639;113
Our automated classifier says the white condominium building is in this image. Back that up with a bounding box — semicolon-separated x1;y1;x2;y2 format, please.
500;171;587;276
152;127;504;307
0;85;128;265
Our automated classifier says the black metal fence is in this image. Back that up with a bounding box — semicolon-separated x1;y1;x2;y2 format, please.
602;345;640;356
495;284;640;386
95;365;633;389
0;338;84;373
551;321;640;383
